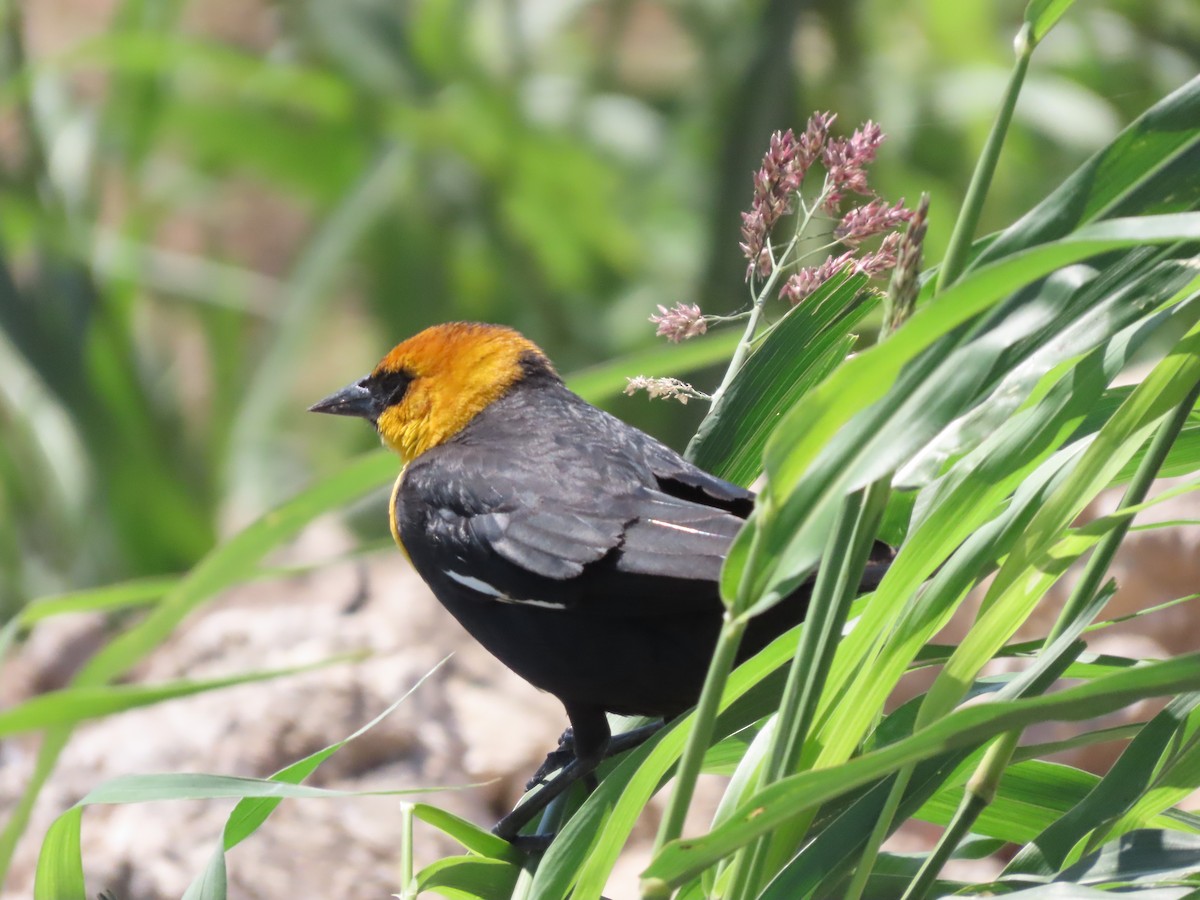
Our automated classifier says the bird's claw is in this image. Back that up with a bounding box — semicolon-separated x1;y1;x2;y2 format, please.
525;727;576;790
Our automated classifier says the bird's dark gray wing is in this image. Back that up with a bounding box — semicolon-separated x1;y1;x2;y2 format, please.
406;469;742;616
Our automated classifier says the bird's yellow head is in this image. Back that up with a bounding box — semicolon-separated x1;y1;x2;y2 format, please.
310;322;556;462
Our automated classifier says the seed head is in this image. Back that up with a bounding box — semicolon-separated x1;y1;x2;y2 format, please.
798;111;836;172
650;303;708;342
835;199;913;247
740;121;827;281
780;250;857;306
884;193;930;334
624;375;708;404
821;120;885;211
854;232;903;278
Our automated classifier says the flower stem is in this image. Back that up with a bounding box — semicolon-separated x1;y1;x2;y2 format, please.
935;24;1032;294
685;185;829;461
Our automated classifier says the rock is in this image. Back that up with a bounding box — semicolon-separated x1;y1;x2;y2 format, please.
1;526;562;900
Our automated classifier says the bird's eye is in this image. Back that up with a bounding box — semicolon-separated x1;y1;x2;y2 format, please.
376;370;413;407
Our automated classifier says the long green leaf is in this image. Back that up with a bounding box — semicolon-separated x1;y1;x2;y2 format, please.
180;660;451;900
974;76;1200;265
688;272;875;484
32;809;83;900
1007;694;1200;876
33;776;445;900
924;325;1200;722
1024;0;1077;43
416;856;522;900
643;652;1200;888
0;657;353;735
725;215;1200;611
808;282;1200;772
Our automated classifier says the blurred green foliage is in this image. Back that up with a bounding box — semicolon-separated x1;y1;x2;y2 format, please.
1;0;1197;614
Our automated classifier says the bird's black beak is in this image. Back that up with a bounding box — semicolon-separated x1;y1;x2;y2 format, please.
309;377;381;422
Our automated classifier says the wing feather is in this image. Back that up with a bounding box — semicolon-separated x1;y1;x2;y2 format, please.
489;531;587;580
401;404;755;614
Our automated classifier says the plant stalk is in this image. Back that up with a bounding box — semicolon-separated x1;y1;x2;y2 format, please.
728;477;891;899
686;184;831;460
686;239;798;462
511;790;571;900
843;766;915;900
726;492;865;900
842;34;1034;896
643;615;748;898
398;802;416;899
935;24;1033;295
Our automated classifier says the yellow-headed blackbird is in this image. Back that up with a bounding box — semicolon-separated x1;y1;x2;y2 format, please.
311;322;890;841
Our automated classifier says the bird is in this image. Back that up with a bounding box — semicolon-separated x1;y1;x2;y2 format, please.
310;321;892;844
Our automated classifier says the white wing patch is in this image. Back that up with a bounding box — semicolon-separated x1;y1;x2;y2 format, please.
647;518;708;535
444;570;567;610
505;597;569;609
445;569;506;597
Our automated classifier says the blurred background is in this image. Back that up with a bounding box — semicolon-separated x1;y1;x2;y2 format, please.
4;3;1200;896
2;0;1198;616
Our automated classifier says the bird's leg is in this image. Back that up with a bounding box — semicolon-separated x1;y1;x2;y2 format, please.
493;704;610;844
526;727;579;791
494;754;597;847
496;713;668;847
526;721;667;790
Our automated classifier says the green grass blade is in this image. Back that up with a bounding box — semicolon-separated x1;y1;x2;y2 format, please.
1024;0;1077;44
0;451;393;880
225;145;408;513
644;652;1200;888
974;76;1200;265
0;657;353;735
416;856;522;900
725;216;1200;609
181;848;227;900
412;804;520;861
74;451;394;688
15;576;176;625
220;658;449;850
923;325;1200;722
1007;694;1200;876
32;808;83;900
1051;830;1200;888
177;660;450;898
688;272;875;484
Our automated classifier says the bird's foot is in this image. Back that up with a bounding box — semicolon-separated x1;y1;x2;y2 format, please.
497;720;668;846
525;727;577;791
494;755;591;844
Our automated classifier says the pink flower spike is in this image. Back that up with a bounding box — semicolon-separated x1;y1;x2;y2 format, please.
779;250;857;305
822;120;887;211
650;302;708;342
835;199;913;247
848;121;885;164
740;126;819;280
798;111;836;171
855;232;903;278
780;269;824;306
